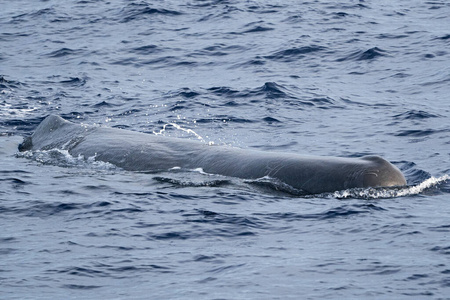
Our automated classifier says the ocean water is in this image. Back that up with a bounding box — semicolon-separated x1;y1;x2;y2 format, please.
1;0;449;299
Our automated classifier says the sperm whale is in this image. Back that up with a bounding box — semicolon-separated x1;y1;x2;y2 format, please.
19;115;407;194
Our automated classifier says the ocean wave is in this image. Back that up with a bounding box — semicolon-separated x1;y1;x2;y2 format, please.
394;128;448;137
264;45;326;62
10;8;58;24
129;44;161;55
241;25;274;34
393;110;441;120
254;203;385;223
46;48;85;58
59;77;88;87
110;55;197;68
119;2;183;23
337;47;388;62
205;83;336;109
0;76;26;89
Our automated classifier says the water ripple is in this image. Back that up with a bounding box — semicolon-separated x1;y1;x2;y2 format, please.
337;47;388;61
119;2;183;23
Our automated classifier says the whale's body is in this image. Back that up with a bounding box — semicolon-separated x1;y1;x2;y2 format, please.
20;115;407;194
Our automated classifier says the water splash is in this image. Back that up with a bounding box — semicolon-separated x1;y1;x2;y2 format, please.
333;175;449;199
244;174;449;198
16;149;117;171
153;123;215;145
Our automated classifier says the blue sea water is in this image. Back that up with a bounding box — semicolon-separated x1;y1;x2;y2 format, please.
1;0;449;299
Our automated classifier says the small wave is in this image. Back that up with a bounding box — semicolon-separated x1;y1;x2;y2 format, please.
194;116;254;124
110;55;197;68
394;129;446;137
377;33;409;39
46;48;84;58
333;175;449;199
205;83;335;109
0;76;26;89
400;162;432;185
61;284;102;290
119;2;182;23
59;77;88;87
253;82;293;99
92;101;115;108
256;203;384;221
207;86;240;97
393;110;440;120
114;108;142;117
242;25;274;34
436;34;450;40
129;44;160;55
264;46;326;62
337;47;387;62
185;209;265;230
262;116;281;123
174;87;201;99
189;44;246;58
205;83;293;100
1;200;110;218
10;8;57;24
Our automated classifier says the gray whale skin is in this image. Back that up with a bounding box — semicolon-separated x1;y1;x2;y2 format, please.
19;115;407;194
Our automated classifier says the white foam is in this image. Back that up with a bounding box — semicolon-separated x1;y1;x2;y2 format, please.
333;174;449;199
396;175;449;196
16;148;117;171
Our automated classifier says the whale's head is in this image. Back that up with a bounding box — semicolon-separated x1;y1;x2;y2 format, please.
361;155;407;188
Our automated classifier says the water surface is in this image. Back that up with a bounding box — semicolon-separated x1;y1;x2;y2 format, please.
1;1;449;299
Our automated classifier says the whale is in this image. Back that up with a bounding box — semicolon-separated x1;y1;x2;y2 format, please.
19;115;407;194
